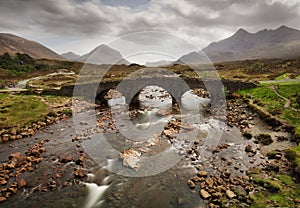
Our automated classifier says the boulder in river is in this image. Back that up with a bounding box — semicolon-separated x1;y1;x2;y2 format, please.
255;133;273;145
119;148;141;170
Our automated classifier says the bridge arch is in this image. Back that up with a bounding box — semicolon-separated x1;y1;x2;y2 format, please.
115;77;191;109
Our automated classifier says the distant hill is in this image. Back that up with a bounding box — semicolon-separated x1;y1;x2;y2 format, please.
145;60;173;67
77;44;130;65
0;33;64;60
177;25;300;63
61;52;80;60
174;51;212;65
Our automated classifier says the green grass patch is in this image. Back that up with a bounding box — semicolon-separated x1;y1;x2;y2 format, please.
276;175;294;185
275;73;291;80
42;95;71;105
286;145;300;167
246;168;261;176
251;175;300;207
0;93;48;129
27;73;77;89
238;81;300;137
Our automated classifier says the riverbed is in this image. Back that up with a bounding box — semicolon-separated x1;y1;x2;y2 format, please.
0;86;294;208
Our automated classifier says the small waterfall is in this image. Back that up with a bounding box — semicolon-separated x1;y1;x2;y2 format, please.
82;183;109;208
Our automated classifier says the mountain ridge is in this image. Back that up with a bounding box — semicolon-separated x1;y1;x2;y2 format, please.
177;25;300;64
0;33;64;60
77;44;130;65
61;52;80;60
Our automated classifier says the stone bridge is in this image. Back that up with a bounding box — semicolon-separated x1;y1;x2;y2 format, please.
57;77;256;107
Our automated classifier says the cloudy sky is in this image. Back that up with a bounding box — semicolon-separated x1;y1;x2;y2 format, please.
1;0;300;64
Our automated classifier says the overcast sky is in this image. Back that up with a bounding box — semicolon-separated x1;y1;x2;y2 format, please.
1;0;300;64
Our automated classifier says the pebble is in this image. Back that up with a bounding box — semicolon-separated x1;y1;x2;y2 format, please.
197;171;208;177
187;179;196;189
226;189;236;199
200;189;211;199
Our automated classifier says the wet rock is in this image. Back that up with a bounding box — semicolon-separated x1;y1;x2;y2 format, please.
245;144;256;154
7;163;15;169
212;192;222;198
9;152;21;160
17;178;27;188
8;187;17;194
119;148;141;170
197;171;208;177
162;130;175;139
73;168;86;178
0;196;6;202
2;134;10;142
265;163;279;172
222;171;231;178
76;156;85;165
233;185;247;199
177;196;185;204
60;155;73;163
80;121;88;125
53;173;61;179
193;176;205;182
212;147;221;153
266;150;282;159
276;136;288;141
48;180;57;190
156;109;171;117
242;131;252;139
187;179;196;189
0;179;7;186
226;189;236;199
255;133;273;145
206;178;214;187
215;185;225;193
200;189;211;199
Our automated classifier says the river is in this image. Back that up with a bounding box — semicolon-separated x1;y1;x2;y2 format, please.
0;85;291;208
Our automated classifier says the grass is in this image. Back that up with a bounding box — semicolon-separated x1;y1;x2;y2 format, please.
275;73;291;80
27;73;77;89
251;175;300;207
0;93;71;133
238;81;300;137
239;79;300;207
276;174;295;185
0;93;48;130
286;144;300;167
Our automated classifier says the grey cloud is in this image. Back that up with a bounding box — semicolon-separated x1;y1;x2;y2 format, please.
0;0;112;36
0;0;299;57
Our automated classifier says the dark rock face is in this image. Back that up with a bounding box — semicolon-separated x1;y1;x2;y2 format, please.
255;133;273;145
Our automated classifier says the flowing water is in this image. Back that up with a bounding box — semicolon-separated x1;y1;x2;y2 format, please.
0;86;267;208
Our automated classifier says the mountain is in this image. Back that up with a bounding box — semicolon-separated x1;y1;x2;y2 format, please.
61;52;80;60
0;33;63;60
174;52;212;65
145;60;173;67
77;44;130;65
177;25;300;63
